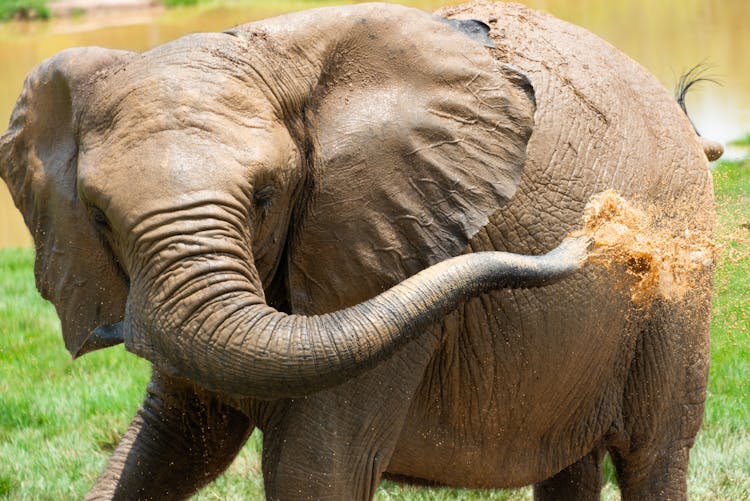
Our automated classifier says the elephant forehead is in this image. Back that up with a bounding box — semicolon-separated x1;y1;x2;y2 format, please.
78;122;296;205
75;35;300;206
81;36;278;143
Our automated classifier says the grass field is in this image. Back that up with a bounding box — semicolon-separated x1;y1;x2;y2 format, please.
0;0;48;20
0;158;748;499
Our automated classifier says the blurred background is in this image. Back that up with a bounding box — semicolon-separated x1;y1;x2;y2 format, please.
1;0;748;247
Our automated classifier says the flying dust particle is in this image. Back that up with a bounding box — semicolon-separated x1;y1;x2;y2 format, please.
571;189;715;307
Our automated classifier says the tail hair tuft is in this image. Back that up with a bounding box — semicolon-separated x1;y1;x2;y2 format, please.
674;63;721;136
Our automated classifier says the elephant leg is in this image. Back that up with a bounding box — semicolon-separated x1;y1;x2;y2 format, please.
608;298;710;501
85;370;254;500
532;444;605;501
260;337;437;501
610;445;693;501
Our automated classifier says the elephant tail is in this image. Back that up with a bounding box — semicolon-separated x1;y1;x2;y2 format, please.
674;64;724;161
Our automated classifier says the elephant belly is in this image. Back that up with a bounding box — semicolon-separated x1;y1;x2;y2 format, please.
386;268;637;488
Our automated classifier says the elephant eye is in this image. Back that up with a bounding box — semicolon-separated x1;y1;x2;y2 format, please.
254;185;275;215
90;207;110;231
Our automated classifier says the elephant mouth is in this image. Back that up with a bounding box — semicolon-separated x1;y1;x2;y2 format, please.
81;322;126;354
73;255;130;358
73;236;133;358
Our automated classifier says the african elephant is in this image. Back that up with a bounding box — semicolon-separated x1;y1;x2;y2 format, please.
0;1;717;500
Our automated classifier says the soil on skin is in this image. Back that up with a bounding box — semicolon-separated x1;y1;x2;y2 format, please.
573;189;715;307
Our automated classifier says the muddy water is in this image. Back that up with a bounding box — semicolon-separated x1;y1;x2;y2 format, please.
1;0;748;247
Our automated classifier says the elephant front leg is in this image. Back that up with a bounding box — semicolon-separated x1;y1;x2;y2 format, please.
533;444;606;501
260;336;438;501
85;370;254;500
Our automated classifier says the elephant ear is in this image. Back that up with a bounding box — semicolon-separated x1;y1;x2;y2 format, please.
270;5;536;313
0;47;134;357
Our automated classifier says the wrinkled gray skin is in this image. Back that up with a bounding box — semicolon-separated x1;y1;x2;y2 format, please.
0;2;716;500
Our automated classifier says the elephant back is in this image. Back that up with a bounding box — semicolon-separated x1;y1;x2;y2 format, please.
439;0;715;256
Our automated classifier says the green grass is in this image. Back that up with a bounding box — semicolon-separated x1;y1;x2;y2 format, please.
0;0;49;20
159;0;200;7
689;156;750;500
0;249;151;498
0;159;748;499
728;133;750;147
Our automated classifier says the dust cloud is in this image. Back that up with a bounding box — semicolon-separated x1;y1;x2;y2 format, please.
573;189;715;306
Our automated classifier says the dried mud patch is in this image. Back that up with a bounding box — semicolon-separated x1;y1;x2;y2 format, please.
572;190;715;307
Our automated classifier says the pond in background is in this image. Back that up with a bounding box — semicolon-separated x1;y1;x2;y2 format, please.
1;0;748;247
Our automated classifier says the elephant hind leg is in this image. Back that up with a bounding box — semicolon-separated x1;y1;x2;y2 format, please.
609;444;692;501
533;444;605;501
608;297;710;501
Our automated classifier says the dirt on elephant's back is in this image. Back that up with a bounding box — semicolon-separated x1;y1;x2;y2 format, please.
573;190;715;307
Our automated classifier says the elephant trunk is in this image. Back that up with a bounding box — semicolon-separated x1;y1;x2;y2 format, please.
123;229;590;399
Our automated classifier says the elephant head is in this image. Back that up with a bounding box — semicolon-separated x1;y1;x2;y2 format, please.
0;4;552;398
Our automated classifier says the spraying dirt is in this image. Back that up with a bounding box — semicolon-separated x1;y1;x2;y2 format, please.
573;190;715;306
